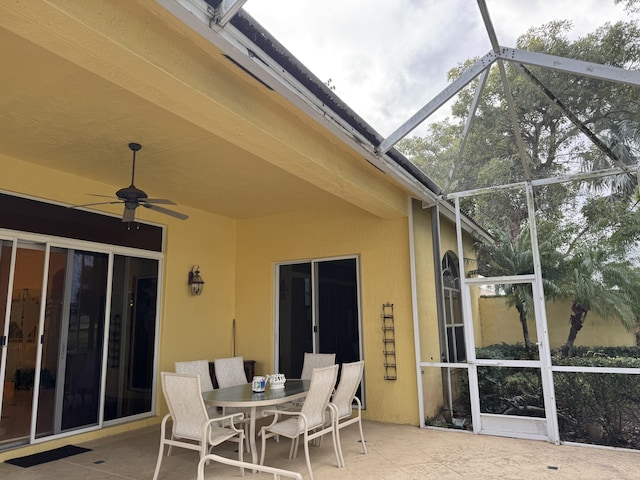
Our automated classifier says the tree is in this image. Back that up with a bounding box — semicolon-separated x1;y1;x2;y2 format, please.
400;9;640;352
561;248;640;356
470;224;565;353
398;17;640;240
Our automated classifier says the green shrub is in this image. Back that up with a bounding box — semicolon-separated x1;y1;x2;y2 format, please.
553;356;640;448
472;344;640;448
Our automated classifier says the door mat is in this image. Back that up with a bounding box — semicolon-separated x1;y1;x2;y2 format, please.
6;445;92;468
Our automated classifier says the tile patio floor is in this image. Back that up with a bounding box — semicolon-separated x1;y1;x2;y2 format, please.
0;420;638;479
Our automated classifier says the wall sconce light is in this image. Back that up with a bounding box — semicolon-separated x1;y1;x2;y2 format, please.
188;265;205;296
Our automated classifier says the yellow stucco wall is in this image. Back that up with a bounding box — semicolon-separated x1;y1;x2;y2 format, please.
411;201;441;419
234;202;418;425
479;296;636;349
0;155;423;463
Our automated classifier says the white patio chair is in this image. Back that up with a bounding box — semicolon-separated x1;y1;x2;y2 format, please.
328;360;367;467
175;359;217;417
197;453;303;480
260;364;340;480
300;352;336;380
152;372;245;480
214;356;248;387
214;356;255;451
281;352;336;411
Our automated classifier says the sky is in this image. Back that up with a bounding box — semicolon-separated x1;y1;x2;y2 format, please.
243;0;632;138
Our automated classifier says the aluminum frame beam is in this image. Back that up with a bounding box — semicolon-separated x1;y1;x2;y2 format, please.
212;0;249;27
377;52;494;155
443;69;489;196
379;46;640;155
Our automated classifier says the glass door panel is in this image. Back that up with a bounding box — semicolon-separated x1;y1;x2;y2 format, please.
0;240;14;447
36;248;108;437
0;242;45;447
104;256;158;420
317;259;360;365
277;263;312;379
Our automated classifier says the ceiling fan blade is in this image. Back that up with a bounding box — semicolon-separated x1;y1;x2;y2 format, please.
88;193;117;199
122;206;136;223
140;198;177;205
142;203;189;220
69;200;122;208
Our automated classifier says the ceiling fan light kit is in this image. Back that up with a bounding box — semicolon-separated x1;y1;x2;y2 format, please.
70;142;189;223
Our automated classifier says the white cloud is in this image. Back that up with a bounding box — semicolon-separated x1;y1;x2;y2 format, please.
244;0;632;137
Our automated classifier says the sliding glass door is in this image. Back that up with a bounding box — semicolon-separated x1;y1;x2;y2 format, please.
277;257;362;380
0;238;159;450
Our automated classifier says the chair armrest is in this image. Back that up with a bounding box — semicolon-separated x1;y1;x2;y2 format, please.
197;453;303;480
206;412;245;432
261;408;311;430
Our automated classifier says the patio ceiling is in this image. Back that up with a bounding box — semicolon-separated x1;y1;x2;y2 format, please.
0;0;410;222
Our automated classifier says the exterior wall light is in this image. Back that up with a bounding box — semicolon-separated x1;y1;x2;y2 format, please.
188;265;205;296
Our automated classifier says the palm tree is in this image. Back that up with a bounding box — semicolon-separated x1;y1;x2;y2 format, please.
471;226;564;353
561;247;640;356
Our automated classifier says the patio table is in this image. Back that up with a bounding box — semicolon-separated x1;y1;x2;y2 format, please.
202;379;310;465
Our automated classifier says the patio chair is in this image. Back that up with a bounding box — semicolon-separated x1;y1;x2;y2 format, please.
214;355;255;451
175;359;217;417
197;453;303;480
214;356;248;387
328;360;367;467
152;372;245;480
260;364;340;480
300;352;336;380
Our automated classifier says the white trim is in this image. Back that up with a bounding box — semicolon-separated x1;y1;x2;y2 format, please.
408;196;425;427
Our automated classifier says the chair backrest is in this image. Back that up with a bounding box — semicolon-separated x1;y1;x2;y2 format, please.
214;356;247;388
332;360;364;418
175;360;214;393
161;372;209;441
300;364;339;429
300;352;336;380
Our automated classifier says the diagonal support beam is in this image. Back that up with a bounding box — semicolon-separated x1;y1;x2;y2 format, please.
515;64;630;172
497;59;533;181
477;0;500;52
443;69;490;197
497;47;640;86
377;51;497;155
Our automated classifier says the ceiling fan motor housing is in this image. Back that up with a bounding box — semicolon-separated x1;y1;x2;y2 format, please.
116;186;148;204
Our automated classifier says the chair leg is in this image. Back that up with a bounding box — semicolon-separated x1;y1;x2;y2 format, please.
243;424;251;453
153;418;170;480
259;429;268;465
238;431;245;477
357;418;368;454
152;441;165;480
302;435;315;480
289;437;299;459
334;425;345;468
166;433;175;456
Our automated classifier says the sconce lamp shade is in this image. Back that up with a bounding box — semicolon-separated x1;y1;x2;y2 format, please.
188;265;205;296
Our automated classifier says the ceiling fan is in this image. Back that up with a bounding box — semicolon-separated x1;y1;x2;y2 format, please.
73;143;189;222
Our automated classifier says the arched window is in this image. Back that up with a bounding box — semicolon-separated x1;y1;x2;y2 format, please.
442;252;466;362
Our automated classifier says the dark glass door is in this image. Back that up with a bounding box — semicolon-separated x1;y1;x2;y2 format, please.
278;258;361;379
